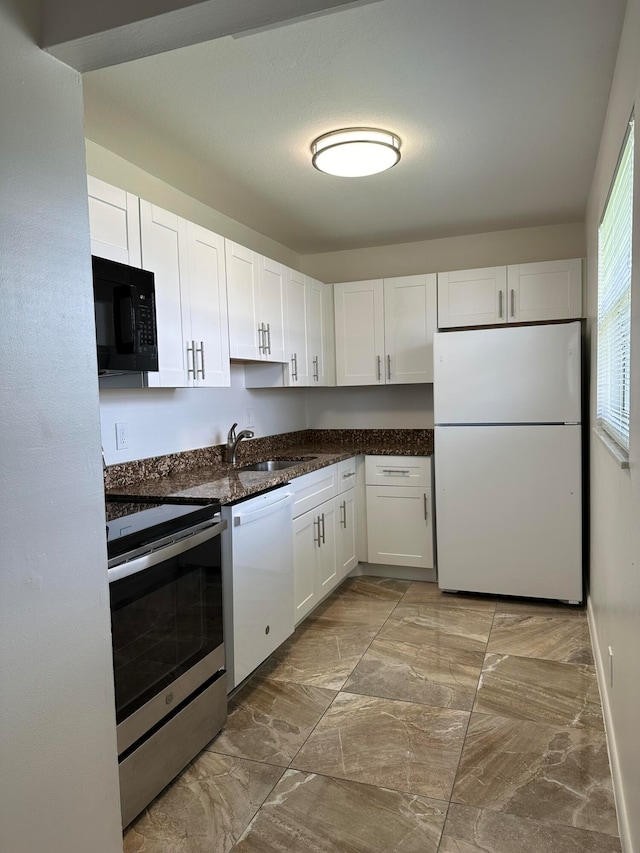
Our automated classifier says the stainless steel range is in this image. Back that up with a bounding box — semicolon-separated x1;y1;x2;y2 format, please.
105;500;227;827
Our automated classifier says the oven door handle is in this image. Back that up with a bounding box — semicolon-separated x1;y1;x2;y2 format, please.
107;519;226;584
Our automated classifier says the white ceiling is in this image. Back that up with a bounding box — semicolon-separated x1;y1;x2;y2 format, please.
83;0;625;255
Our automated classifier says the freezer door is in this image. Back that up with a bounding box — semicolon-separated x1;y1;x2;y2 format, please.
434;425;582;601
433;322;581;424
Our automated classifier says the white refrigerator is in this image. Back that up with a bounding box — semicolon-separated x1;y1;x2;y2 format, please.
433;322;582;603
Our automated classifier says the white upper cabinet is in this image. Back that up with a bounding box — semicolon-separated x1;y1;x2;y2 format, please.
506;259;582;323
225;240;287;363
140;201;230;388
437;266;507;328
139;202;186;387
306;276;327;385
438;260;583;328
258;255;287;362
334;275;436;386
383;275;437;383
225;241;261;360
87;176;141;267
335;280;385;385
244;271;332;388
182;222;230;387
284;267;308;385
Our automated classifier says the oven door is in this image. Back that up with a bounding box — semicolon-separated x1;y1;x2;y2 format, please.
108;519;226;756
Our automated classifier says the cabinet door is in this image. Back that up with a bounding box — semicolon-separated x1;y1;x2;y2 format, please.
507;259;583;323
384;274;436;383
87;176;141;267
366;485;433;568
334;280;385;385
293;509;321;623
317;500;338;595
184;222;230;387
258;256;287;362
140;201;189;388
336;492;357;578
305;277;326;385
437;267;507;328
225;240;260;360
285;268;308;385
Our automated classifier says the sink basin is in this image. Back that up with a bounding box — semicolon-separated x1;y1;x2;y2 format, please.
239;458;315;472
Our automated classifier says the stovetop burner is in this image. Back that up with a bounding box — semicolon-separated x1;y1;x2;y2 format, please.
105;500;221;561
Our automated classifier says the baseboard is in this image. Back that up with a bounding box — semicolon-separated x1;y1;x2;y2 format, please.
350;562;437;583
587;595;632;852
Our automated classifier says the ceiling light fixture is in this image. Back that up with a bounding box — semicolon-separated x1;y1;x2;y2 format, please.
311;127;401;177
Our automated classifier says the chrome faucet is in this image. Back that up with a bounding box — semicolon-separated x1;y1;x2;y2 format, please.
226;422;255;465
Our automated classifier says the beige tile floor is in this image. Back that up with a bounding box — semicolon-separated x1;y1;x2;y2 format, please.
123;577;621;853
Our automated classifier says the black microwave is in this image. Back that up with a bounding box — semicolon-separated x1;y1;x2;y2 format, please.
92;256;159;375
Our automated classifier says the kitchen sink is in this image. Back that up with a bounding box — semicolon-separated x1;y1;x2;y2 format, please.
239;458;315;472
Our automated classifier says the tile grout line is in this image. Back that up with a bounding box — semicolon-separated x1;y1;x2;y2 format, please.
436;597;498;851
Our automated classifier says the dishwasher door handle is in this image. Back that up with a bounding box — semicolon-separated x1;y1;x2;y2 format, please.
233;493;294;525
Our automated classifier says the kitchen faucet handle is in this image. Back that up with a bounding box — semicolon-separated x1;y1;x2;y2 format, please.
227;422;238;443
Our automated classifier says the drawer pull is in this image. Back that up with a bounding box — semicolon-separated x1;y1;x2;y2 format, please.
342;471;355;479
382;468;410;475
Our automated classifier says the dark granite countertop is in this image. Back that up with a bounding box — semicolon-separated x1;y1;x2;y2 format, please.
105;428;433;505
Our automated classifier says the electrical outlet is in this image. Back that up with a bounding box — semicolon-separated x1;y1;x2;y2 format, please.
608;646;614;688
116;422;129;451
244;408;255;429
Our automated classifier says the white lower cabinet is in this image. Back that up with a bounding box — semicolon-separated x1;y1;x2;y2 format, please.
293;498;337;623
336;490;357;576
365;456;434;569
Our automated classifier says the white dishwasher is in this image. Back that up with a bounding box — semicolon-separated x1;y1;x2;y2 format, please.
221;485;294;690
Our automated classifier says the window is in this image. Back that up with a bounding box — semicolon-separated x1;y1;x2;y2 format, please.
597;116;634;452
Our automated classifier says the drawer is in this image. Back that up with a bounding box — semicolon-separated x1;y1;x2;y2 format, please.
365;455;431;487
337;457;357;493
290;464;337;518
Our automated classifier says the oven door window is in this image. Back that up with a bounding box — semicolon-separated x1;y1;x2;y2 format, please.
109;536;223;725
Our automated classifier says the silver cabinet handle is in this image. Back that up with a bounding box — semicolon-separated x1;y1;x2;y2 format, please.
196;341;205;379
510;288;515;318
312;355;319;382
498;289;504;319
291;353;298;381
377;355;382;380
320;512;326;544
186;340;195;378
257;324;265;354
342;471;355;479
424;493;428;521
387;354;391;380
266;323;271;355
313;517;321;547
340;500;347;528
382;468;410;475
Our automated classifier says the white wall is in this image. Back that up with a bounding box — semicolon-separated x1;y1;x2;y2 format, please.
585;1;640;850
306;384;433;429
86;141;302;268
302;222;586;283
0;1;122;850
100;363;308;463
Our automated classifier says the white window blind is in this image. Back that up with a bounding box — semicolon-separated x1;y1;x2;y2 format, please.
597;116;634;451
